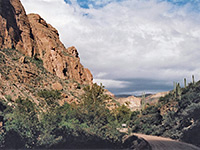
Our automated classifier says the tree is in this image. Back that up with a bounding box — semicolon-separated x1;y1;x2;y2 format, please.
115;104;131;124
4;97;39;148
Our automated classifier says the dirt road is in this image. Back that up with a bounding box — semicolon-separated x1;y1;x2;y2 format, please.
135;134;200;150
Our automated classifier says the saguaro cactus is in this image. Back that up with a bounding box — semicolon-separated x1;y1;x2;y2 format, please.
173;82;176;91
141;92;146;110
176;83;182;100
184;78;187;88
192;75;195;84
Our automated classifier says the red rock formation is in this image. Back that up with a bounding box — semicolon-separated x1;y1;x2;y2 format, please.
28;14;93;84
0;0;93;84
0;0;35;56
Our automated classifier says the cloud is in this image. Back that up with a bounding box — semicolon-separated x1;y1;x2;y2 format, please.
103;78;173;95
21;0;200;94
94;79;130;89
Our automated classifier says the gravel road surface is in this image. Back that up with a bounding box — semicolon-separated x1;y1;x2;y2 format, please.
135;134;200;150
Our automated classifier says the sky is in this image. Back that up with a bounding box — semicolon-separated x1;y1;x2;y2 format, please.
21;0;200;95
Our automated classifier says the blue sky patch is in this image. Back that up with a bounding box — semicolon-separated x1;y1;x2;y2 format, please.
64;0;200;12
64;0;124;9
166;0;198;5
64;0;72;5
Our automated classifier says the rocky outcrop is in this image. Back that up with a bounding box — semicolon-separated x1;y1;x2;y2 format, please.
116;92;169;111
145;91;169;104
0;48;86;107
117;96;141;111
0;0;35;56
52;82;63;91
0;0;93;85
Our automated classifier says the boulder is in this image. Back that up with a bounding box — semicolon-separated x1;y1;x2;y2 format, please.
52;82;63;91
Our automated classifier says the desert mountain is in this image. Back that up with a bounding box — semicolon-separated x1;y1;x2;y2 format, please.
0;0;93;84
0;1;126;148
1;0;200;149
116;91;169;111
117;96;141;111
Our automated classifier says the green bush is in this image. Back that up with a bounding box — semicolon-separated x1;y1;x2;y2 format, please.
0;84;125;149
77;83;123;143
3;97;39;148
115;104;131;124
38;89;61;106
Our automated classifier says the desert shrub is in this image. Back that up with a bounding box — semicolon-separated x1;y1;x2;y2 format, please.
38;89;61;106
5;95;12;102
38;89;61;100
141;104;160;115
32;56;43;68
37;109;63;148
129;81;200;147
3;97;39;148
77;83;123;144
1;85;124;149
115;104;132;124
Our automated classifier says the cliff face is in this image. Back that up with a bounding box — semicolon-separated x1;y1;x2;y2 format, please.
28;14;93;84
0;0;34;56
0;0;93;84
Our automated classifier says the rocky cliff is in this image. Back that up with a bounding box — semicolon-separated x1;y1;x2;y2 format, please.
0;0;93;84
0;0;34;56
117;96;141;111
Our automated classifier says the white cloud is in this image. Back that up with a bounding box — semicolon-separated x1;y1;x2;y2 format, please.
21;0;200;93
94;79;130;89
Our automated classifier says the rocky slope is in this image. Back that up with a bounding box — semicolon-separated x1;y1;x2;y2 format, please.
0;48;123;149
129;82;200;147
0;0;94;137
145;91;169;104
117;96;141;111
0;49;84;107
116;92;169;111
0;0;93;84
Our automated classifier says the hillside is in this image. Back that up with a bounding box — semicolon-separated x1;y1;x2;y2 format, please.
0;48;150;149
129;81;200;147
0;0;149;149
0;48;87;106
116;91;169;111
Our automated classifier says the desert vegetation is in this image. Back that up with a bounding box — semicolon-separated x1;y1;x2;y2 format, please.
0;83;130;149
1;0;200;148
129;80;200;147
1;49;200;149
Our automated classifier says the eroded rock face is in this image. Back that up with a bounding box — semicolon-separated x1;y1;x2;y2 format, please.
0;0;93;84
117;96;141;111
0;0;35;56
28;14;93;84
